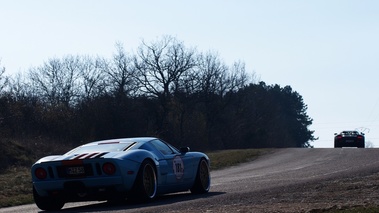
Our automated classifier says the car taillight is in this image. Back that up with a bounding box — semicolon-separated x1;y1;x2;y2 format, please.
35;167;47;179
102;162;116;175
357;135;363;139
337;135;342;139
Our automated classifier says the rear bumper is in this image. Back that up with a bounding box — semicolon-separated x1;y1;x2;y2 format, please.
334;141;364;148
33;176;125;197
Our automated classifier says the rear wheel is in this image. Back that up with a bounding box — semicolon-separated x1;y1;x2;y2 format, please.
358;142;365;148
191;158;210;194
129;160;157;202
334;141;341;148
33;186;64;211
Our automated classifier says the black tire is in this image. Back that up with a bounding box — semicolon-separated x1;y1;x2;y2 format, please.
128;160;157;202
334;141;340;148
33;186;64;211
190;158;210;194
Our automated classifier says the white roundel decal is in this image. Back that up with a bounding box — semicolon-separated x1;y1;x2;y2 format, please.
173;155;184;180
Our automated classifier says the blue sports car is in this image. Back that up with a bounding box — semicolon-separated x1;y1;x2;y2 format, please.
31;137;211;211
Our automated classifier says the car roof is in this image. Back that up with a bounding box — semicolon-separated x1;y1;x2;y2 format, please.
341;131;359;134
64;137;159;155
85;137;158;146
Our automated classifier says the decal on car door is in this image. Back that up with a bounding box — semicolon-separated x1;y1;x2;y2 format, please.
173;155;184;180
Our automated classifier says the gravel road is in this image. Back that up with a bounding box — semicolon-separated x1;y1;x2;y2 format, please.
1;148;379;213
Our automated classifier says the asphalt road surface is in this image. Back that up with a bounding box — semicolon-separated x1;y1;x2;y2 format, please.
1;148;379;213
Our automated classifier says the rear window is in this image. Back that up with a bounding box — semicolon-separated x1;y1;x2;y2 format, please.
65;142;135;155
342;131;358;135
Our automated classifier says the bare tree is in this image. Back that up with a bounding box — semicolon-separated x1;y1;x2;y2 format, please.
133;36;197;138
0;60;8;94
134;36;196;100
78;56;109;100
196;53;250;98
195;51;228;97
225;61;250;93
106;43;137;99
7;73;32;100
29;56;81;107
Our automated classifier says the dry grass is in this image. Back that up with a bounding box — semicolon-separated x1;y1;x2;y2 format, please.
0;136;74;207
0;167;33;207
207;148;272;170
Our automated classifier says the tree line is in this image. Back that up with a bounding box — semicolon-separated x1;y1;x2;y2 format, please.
0;36;316;151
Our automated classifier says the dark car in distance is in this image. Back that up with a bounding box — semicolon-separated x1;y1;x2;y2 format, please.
334;131;365;148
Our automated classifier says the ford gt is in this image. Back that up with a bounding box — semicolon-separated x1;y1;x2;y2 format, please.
31;137;211;211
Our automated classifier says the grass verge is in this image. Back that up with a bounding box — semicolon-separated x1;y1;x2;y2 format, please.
206;148;272;170
0;167;33;207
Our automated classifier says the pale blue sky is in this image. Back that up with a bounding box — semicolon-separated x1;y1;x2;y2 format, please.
1;1;379;147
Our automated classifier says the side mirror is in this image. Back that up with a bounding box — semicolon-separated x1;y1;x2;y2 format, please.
180;147;190;153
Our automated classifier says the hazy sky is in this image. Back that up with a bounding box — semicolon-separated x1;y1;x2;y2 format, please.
1;1;379;148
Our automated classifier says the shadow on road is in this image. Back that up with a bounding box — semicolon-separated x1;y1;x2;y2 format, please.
39;191;225;213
